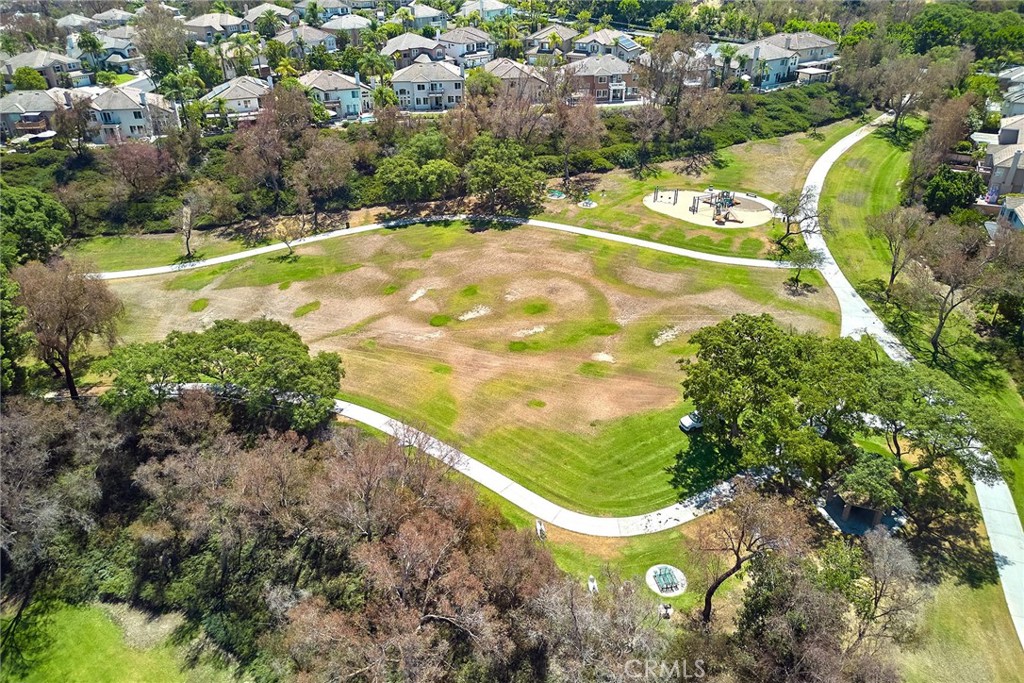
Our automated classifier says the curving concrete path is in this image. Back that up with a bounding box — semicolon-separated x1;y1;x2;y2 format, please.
95;119;1024;647
95;215;787;282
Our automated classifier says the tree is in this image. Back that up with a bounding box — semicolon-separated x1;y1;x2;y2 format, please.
866;205;930;298
291;132;353;228
918;221;1023;360
135;4;188;82
922;165;986;216
0;180;70;269
255;10;284;39
372;84;398;108
628;100;665;177
466;134;545;213
174;182;214;259
304;1;324;28
773;186;831;249
905;95;977;200
876;52;953;133
13;259;122;399
191;44;224;91
105;140;171;198
76;30;104;71
1;269;31;393
543;66;605;186
159;67;206;126
95;70;117;87
52;95;98;156
12;67;47;90
696;482;809;624
99;319;342;431
785;245;825;288
265;39;289;69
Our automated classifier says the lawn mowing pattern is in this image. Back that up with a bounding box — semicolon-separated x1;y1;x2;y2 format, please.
64;233;244;271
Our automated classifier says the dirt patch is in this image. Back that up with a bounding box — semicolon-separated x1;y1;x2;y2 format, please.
97;602;184;650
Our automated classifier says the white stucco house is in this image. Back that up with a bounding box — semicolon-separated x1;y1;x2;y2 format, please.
391;56;464;111
89;86;178;143
199;75;272;115
437;26;495;68
458;0;513;22
298;69;371;117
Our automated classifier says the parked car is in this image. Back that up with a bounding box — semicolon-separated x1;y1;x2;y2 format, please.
679;411;703;432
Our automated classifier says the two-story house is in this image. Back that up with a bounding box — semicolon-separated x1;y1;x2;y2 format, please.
570;28;644;63
437;27;495;68
67;33;144;74
567;54;638;104
275;26;338;58
985;115;1024;198
244;3;300;26
294;0;350;21
997;196;1024;230
299;69;371;117
381;33;445;69
728;40;798;88
91;8;135;27
56;13;99;32
199;75;271;115
763;32;838;83
89;86;178;143
524;24;577;65
392;1;448;31
183;14;251;43
457;0;513;22
322;14;371;46
2;49;90;88
0;88;86;140
391;56;464;111
483;57;546;101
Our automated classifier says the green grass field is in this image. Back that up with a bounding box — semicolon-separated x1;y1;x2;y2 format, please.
10;605;235;683
64;232;245;271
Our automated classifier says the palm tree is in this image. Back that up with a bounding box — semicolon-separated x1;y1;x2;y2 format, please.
232;32;263;77
717;43;738;84
304;1;323;28
159;68;206;128
211;0;234;15
276;57;300;78
373;83;397;109
76;31;104;72
756;60;770;88
357;50;394;84
255;9;284;39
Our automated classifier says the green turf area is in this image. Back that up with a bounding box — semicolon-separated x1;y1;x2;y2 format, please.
188;298;208;312
9;605;234;683
64;233;244;271
821;120;1024;519
293;300;321;317
540;118;864;259
111;73;137;85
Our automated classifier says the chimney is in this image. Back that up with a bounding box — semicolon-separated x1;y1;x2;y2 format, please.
63;91;72;107
460;62;465;78
753;46;760;65
267;74;274;87
354;70;361;86
139;91;147;107
785;35;791;50
243;4;249;13
66;34;75;54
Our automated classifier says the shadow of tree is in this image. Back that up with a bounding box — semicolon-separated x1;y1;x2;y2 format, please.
666;432;742;500
872;124;924;151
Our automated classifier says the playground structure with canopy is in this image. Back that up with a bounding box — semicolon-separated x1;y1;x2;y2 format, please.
643;187;777;228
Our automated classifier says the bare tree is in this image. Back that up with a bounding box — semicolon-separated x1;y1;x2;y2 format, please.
292;132;353;229
850;529;927;654
174;181;215;259
773;186;831;249
905;95;978;200
542;65;605;187
866;205;931;298
628;99;666;177
52;96;98;156
13;259;122;399
105;140;172;198
696;481;809;624
917;221;1023;360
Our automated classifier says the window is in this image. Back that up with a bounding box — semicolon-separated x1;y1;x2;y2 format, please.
101;112;113;123
454;82;461;90
351;90;359;99
417;83;425;90
54;65;62;72
447;95;454;103
598;76;606;83
133;111;143;119
597;89;608;98
416;97;422;105
242;99;251;108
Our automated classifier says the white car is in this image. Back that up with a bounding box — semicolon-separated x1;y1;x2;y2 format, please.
679;411;703;432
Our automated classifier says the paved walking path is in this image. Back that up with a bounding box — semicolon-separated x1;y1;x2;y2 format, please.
95;215;787;281
802;117;1024;649
95;119;1024;648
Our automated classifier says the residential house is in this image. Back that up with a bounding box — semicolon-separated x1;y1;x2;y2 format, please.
762;31;837;83
89;86;178;143
275;26;338;58
391;56;464;111
91;8;135;26
392;1;447;31
483;57;546;101
101;25;140;41
321;14;371;45
458;0;513;22
199;75;271;115
244;3;299;26
438;27;495;68
299;69;371;117
381;33;445;69
997;195;1024;230
728;39;798;88
56;13;99;32
1002;87;1024;117
346;0;377;9
524;24;577;65
2;49;89;88
998;65;1024;90
67;33;144;74
0;88;79;139
294;0;350;21
985;115;1024;197
134;3;182;17
568;54;638;104
183;14;251;43
570;28;644;63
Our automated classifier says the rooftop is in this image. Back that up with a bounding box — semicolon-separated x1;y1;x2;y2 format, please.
381;32;441;56
200;75;271;102
393;59;462;83
298;69;367;91
438;26;493;44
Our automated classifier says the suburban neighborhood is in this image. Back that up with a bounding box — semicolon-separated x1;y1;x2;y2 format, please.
1;2;1023;683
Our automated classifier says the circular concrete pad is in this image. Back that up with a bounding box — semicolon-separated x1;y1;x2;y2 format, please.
646;564;688;597
643;189;776;228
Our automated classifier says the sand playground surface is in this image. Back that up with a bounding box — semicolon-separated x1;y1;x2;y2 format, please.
643;189;776;228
